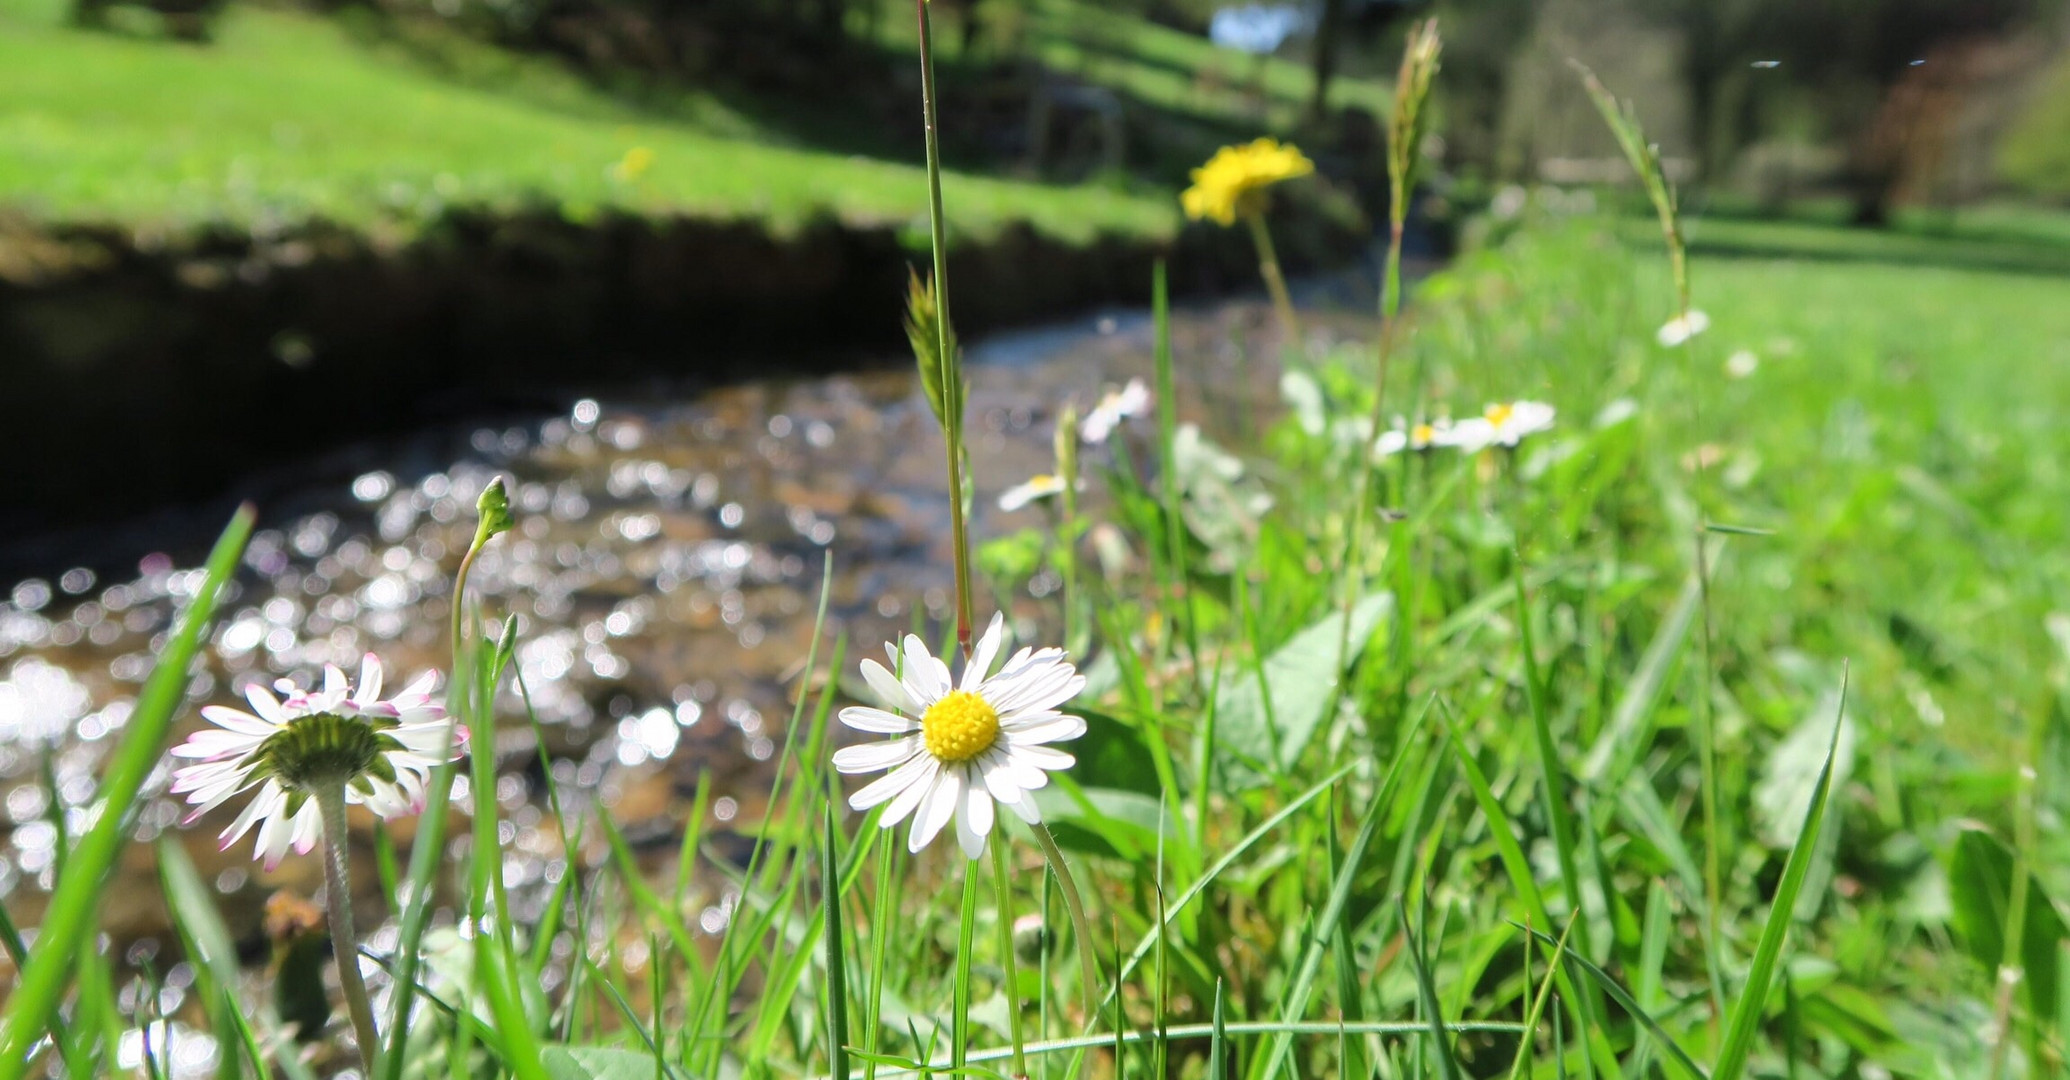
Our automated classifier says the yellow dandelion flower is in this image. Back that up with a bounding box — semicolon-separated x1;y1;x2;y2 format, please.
1180;138;1315;226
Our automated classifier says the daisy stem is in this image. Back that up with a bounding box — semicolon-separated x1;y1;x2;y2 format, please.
1031;822;1099;1023
1243;209;1301;351
316;781;380;1074
989;840;1028;1079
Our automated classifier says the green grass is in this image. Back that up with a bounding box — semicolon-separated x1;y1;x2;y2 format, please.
0;0;1181;240
11;44;2070;1070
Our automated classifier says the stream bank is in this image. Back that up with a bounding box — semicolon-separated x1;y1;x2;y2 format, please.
0;203;1370;545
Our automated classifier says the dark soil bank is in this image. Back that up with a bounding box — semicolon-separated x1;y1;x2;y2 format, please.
0;205;1365;539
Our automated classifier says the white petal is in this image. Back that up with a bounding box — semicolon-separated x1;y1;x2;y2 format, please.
171;729;262;760
243;684;289;724
963;613;1008;691
876;757;939;829
323;665;349;698
832;737;922;775
908;766;962;854
840;704;918;735
1003;790;1042;823
859;659;921;715
988;667;1085;718
199;705;276;737
291;801;323;855
393;671;439;706
216;784;277;847
899;635;952;704
1005;743;1077;771
354;653;385;705
1001;715;1087;745
955;771;993;860
850;753;933;814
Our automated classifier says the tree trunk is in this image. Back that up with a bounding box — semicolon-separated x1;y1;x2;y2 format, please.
1306;0;1347;124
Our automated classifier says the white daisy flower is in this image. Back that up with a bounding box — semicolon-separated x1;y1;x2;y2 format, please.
1656;309;1711;347
169;654;466;870
997;474;1076;512
1448;400;1555;453
833;613;1085;860
1725;349;1759;378
1080;378;1153;445
1373;417;1452;458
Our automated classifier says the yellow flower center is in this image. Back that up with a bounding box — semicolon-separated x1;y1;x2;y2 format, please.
1411;423;1436;446
922;690;1001;764
1485;403;1515;428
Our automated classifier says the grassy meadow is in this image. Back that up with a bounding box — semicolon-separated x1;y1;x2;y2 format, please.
4;11;2070;1080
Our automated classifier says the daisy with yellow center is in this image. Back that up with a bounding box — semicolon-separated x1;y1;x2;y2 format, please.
998;473;1075;512
1373;417;1453;457
1181;138;1316;226
1448;400;1556;452
834;613;1086;859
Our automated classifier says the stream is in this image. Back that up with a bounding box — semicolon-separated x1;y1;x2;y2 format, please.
0;279;1387;1071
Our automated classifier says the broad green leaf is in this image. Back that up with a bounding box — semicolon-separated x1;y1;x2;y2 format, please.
1947;826;2067;1023
543;1045;675;1080
1215;592;1392;780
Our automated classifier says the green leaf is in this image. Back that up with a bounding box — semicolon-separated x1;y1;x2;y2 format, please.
542;1045;675;1080
1947;825;2067;1023
1713;671;1849;1080
1215;592;1392;779
0;504;253;1079
1065;707;1164;795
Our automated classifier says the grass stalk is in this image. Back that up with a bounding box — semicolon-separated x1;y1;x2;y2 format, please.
914;0;975;657
991;839;1029;1079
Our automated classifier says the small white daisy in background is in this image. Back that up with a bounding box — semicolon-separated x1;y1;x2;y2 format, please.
997;473;1077;512
169;655;466;870
1374;417;1452;458
1448;400;1555;452
1656;309;1711;347
1080;377;1153;445
833;613;1086;859
1726;349;1759;378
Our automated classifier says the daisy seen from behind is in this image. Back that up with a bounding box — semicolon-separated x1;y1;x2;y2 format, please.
834;613;1085;860
1657;309;1711;347
170;653;465;869
1080;377;1152;445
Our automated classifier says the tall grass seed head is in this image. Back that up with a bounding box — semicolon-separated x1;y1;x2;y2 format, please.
1387;19;1443;199
833;613;1086;859
1181;139;1315;227
168;654;467;869
1053;400;1080;487
904;268;964;434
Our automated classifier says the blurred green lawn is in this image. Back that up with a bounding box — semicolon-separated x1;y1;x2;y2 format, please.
0;0;1189;240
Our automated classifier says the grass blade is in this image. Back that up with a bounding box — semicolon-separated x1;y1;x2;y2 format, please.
1712;666;1849;1080
1401;897;1460;1080
1514;925;1709;1080
0;503;253;1078
825;796;852;1080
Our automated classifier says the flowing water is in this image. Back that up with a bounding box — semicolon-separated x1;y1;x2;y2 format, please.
0;282;1386;1069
